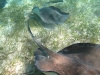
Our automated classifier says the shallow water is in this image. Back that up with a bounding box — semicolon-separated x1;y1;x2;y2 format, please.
0;0;100;75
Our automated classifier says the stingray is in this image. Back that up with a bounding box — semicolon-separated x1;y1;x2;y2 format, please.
27;20;100;75
30;4;69;28
0;0;7;9
31;6;69;25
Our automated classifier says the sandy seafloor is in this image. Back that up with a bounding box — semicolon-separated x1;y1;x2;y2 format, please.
0;0;100;75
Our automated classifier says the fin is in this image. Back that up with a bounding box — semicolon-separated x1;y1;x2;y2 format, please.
58;43;100;70
58;43;97;54
32;6;40;17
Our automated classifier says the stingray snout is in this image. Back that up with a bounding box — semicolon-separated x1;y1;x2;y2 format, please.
34;48;50;59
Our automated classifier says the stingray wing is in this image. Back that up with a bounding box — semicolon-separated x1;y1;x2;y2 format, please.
49;6;69;15
58;43;100;69
58;43;96;54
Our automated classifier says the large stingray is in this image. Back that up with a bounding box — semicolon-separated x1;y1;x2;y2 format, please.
27;19;100;75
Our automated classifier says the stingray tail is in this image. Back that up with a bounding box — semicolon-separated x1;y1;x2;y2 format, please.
27;19;53;56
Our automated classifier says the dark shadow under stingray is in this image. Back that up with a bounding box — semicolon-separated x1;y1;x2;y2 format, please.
27;19;100;75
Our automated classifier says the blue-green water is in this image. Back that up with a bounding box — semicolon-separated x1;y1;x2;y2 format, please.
0;0;100;75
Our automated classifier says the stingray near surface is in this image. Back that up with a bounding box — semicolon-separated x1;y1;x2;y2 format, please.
27;20;100;75
30;6;69;28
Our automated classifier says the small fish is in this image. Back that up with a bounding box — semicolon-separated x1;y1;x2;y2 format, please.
31;6;69;26
27;19;100;75
0;0;7;9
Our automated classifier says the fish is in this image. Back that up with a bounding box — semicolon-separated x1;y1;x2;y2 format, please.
30;6;69;28
0;0;7;9
27;19;100;75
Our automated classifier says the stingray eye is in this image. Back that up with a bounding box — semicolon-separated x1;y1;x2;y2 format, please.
35;55;46;61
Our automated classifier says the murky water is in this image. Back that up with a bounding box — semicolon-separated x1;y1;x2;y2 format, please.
0;0;100;75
